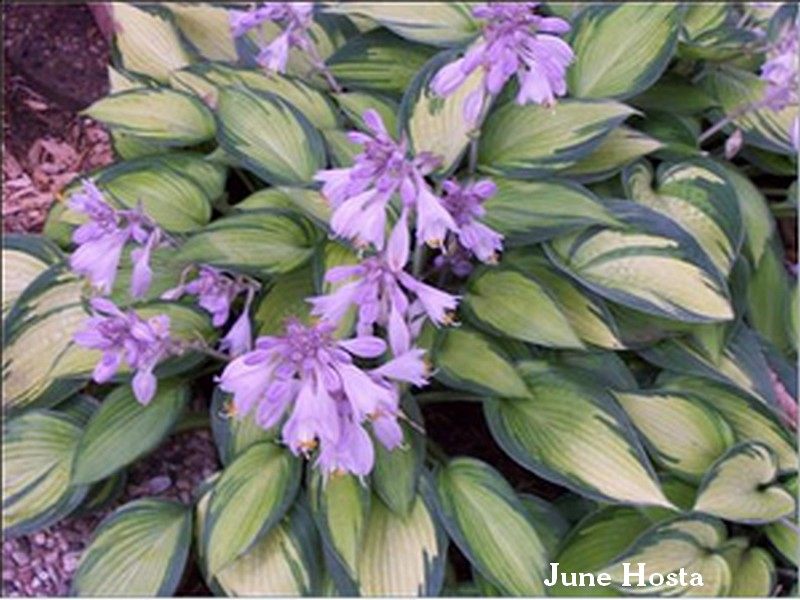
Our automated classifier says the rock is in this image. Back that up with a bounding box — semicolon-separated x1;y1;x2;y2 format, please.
148;475;172;494
62;552;81;573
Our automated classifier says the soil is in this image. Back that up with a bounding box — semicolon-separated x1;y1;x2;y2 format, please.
3;3;112;234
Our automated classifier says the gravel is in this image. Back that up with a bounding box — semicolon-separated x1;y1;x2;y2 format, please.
1;429;220;597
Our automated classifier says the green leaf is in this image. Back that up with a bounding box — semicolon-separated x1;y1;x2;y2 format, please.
640;325;778;407
481;178;619;246
210;388;276;467
612;390;735;482
568;3;683;99
309;472;370;586
335;92;399;133
235;186;331;226
72;471;127;518
216;86;326;186
198;494;322;596
111;4;191;82
478;100;637;178
693;442;795;524
561;126;663;182
505;252;624;350
546;201;734;323
605;515;731;596
200;64;340;129
371;396;425;516
2;410;87;537
328;3;479;47
519;494;570;559
747;244;794;355
72;498;191;596
71;380;188;485
54;394;100;426
433;327;529;399
435;458;548;595
203;442;301;575
167;4;238;61
2;234;63;319
177;210;319;276
358;491;447;596
660;376;797;474
254;263;316;335
727;547;776;596
631;73;717;116
58;153;221;232
464;268;584;349
327;29;437;96
550;506;670;597
764;518;799;567
681;3;729;40
83;88;215;146
623;159;743;277
722;162;775;266
485;362;672;507
3;301;88;416
704;67;798;155
400;49;485;173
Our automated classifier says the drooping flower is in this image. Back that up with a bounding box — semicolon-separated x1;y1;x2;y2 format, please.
760;20;799;149
73;298;176;404
315;110;457;250
217;319;427;476
440;178;503;263
163;265;258;356
308;220;459;355
229;3;316;74
431;2;574;124
68;180;165;298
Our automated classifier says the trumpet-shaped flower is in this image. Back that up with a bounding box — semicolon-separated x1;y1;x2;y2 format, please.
308;222;459;355
163;265;258;356
315;110;457;250
229;3;315;73
431;2;574;124
73;298;175;405
441;178;503;263
217;319;427;475
68;180;165;298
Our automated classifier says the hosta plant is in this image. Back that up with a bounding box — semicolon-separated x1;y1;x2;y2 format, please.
2;2;798;597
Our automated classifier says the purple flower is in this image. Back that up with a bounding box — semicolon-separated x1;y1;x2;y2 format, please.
229;3;316;74
315;110;457;250
163;265;258;356
219;287;256;357
217;319;427;476
431;2;574;124
308;239;459;356
73;298;175;405
441;178;503;263
68;181;165;298
760;21;799;149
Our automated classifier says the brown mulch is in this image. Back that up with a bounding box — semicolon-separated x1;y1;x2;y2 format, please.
2;5;216;597
3;3;113;234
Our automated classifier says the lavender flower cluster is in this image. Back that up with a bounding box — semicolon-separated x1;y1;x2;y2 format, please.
68;1;579;477
431;2;574;124
221;106;504;476
760;20;800;148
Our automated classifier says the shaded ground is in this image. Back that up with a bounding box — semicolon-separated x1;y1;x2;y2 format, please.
3;3;112;233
